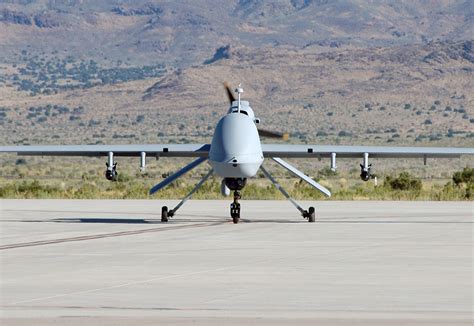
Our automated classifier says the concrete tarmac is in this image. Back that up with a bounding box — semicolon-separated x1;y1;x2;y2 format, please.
0;199;472;325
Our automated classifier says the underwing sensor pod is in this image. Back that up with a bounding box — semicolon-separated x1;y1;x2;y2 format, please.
105;152;118;181
105;163;118;181
1;82;473;224
105;151;147;181
360;152;374;181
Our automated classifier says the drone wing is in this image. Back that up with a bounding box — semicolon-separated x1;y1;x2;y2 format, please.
0;144;210;158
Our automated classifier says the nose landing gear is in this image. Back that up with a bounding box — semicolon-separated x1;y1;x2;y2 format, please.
230;191;241;224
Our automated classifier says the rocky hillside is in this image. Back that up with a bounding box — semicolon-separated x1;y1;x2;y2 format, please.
0;0;472;67
0;0;472;151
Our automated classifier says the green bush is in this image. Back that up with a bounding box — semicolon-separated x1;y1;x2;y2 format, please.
452;167;474;199
385;172;422;191
452;167;474;185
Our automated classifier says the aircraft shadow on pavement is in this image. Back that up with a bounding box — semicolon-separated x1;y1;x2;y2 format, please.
8;217;220;224
53;217;159;224
9;217;307;224
51;217;305;224
51;217;229;224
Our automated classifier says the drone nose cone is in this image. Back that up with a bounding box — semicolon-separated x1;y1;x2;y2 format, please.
210;113;262;160
211;159;261;178
209;113;263;178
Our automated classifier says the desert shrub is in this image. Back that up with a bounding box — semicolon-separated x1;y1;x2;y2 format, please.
15;158;27;165
338;130;351;137
122;183;148;199
429;133;442;141
452;167;474;185
8;180;61;198
432;182;460;201
385;172;422;191
74;182;99;199
116;172;133;183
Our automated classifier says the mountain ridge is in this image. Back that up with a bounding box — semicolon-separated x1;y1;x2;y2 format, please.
1;0;472;67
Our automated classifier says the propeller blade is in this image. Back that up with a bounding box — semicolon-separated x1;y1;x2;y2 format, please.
224;82;288;140
223;82;236;105
258;129;289;141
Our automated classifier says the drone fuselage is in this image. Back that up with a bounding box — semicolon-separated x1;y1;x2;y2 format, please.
209;106;263;178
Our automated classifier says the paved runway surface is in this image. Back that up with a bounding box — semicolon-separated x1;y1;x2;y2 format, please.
0;200;472;325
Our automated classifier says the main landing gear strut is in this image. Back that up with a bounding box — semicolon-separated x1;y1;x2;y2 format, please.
260;166;316;222
161;169;213;222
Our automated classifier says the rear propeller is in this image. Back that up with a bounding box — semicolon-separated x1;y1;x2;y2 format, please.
223;82;289;141
257;129;289;140
223;82;236;105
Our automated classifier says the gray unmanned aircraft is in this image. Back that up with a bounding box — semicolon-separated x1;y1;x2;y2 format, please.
1;83;473;223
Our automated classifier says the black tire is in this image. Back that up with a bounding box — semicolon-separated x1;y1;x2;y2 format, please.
161;206;169;222
308;206;315;223
230;203;240;223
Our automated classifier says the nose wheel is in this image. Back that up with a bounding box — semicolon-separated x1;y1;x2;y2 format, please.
230;191;241;224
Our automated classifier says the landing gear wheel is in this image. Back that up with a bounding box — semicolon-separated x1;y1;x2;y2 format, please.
308;206;315;223
161;206;169;222
230;190;241;224
230;203;240;224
